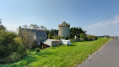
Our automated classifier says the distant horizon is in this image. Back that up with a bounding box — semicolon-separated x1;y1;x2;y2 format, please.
2;21;117;37
0;0;119;36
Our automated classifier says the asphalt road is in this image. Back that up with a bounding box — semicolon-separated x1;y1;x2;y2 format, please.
77;39;119;67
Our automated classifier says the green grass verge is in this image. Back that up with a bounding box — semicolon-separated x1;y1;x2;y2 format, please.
1;38;110;67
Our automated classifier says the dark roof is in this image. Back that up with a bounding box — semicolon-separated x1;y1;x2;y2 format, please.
22;28;47;37
58;21;70;27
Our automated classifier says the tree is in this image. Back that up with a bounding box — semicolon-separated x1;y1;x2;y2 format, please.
0;30;17;58
30;24;39;29
80;33;86;41
86;35;98;41
39;26;47;31
80;33;86;38
19;29;34;48
0;19;1;24
22;24;28;29
22;24;47;31
47;29;58;36
0;25;5;30
0;20;6;30
70;27;86;38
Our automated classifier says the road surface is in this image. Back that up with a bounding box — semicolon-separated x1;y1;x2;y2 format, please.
77;39;119;67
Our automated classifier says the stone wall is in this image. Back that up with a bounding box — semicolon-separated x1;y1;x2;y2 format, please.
58;26;70;37
51;41;62;47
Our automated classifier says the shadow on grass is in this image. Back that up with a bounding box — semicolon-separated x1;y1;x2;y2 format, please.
36;51;55;56
69;45;76;46
14;51;56;66
2;51;56;66
1;56;38;67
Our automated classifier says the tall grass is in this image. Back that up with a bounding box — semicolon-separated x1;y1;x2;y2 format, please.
1;38;110;67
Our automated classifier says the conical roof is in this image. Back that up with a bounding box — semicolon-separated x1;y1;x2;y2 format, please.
58;21;70;27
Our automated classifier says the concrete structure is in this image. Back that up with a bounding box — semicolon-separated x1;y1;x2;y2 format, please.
43;39;62;47
58;21;70;37
43;39;71;47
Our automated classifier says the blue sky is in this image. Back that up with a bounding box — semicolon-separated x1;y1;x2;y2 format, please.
0;0;119;36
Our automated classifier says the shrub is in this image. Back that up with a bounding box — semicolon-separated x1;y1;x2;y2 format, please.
52;36;70;40
35;48;40;53
52;36;60;40
48;34;52;39
0;31;29;64
80;33;86;38
80;33;86;41
0;30;17;58
70;39;76;42
25;49;31;55
60;36;69;40
86;35;98;41
14;37;24;48
70;37;80;42
0;24;30;64
19;30;34;49
0;52;24;64
0;25;6;30
80;38;85;42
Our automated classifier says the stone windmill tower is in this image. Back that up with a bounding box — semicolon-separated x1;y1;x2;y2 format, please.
58;21;70;37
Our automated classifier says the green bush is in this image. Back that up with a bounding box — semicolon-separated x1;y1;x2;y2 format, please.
25;49;31;55
48;34;52;39
0;31;28;64
60;36;69;40
80;33;86;38
52;36;69;40
70;37;80;42
80;33;86;41
0;24;30;64
0;30;17;58
35;48;40;53
80;38;85;42
0;25;6;30
70;39;76;42
0;52;24;64
86;35;98;41
52;36;60;40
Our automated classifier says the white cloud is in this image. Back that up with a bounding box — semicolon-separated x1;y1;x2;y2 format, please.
85;15;119;36
87;15;119;28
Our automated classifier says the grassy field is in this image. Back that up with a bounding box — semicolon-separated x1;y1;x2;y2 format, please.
1;38;110;67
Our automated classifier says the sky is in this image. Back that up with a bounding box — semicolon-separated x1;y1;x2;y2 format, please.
0;0;119;36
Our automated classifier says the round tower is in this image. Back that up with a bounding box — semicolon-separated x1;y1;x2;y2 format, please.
58;21;70;37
